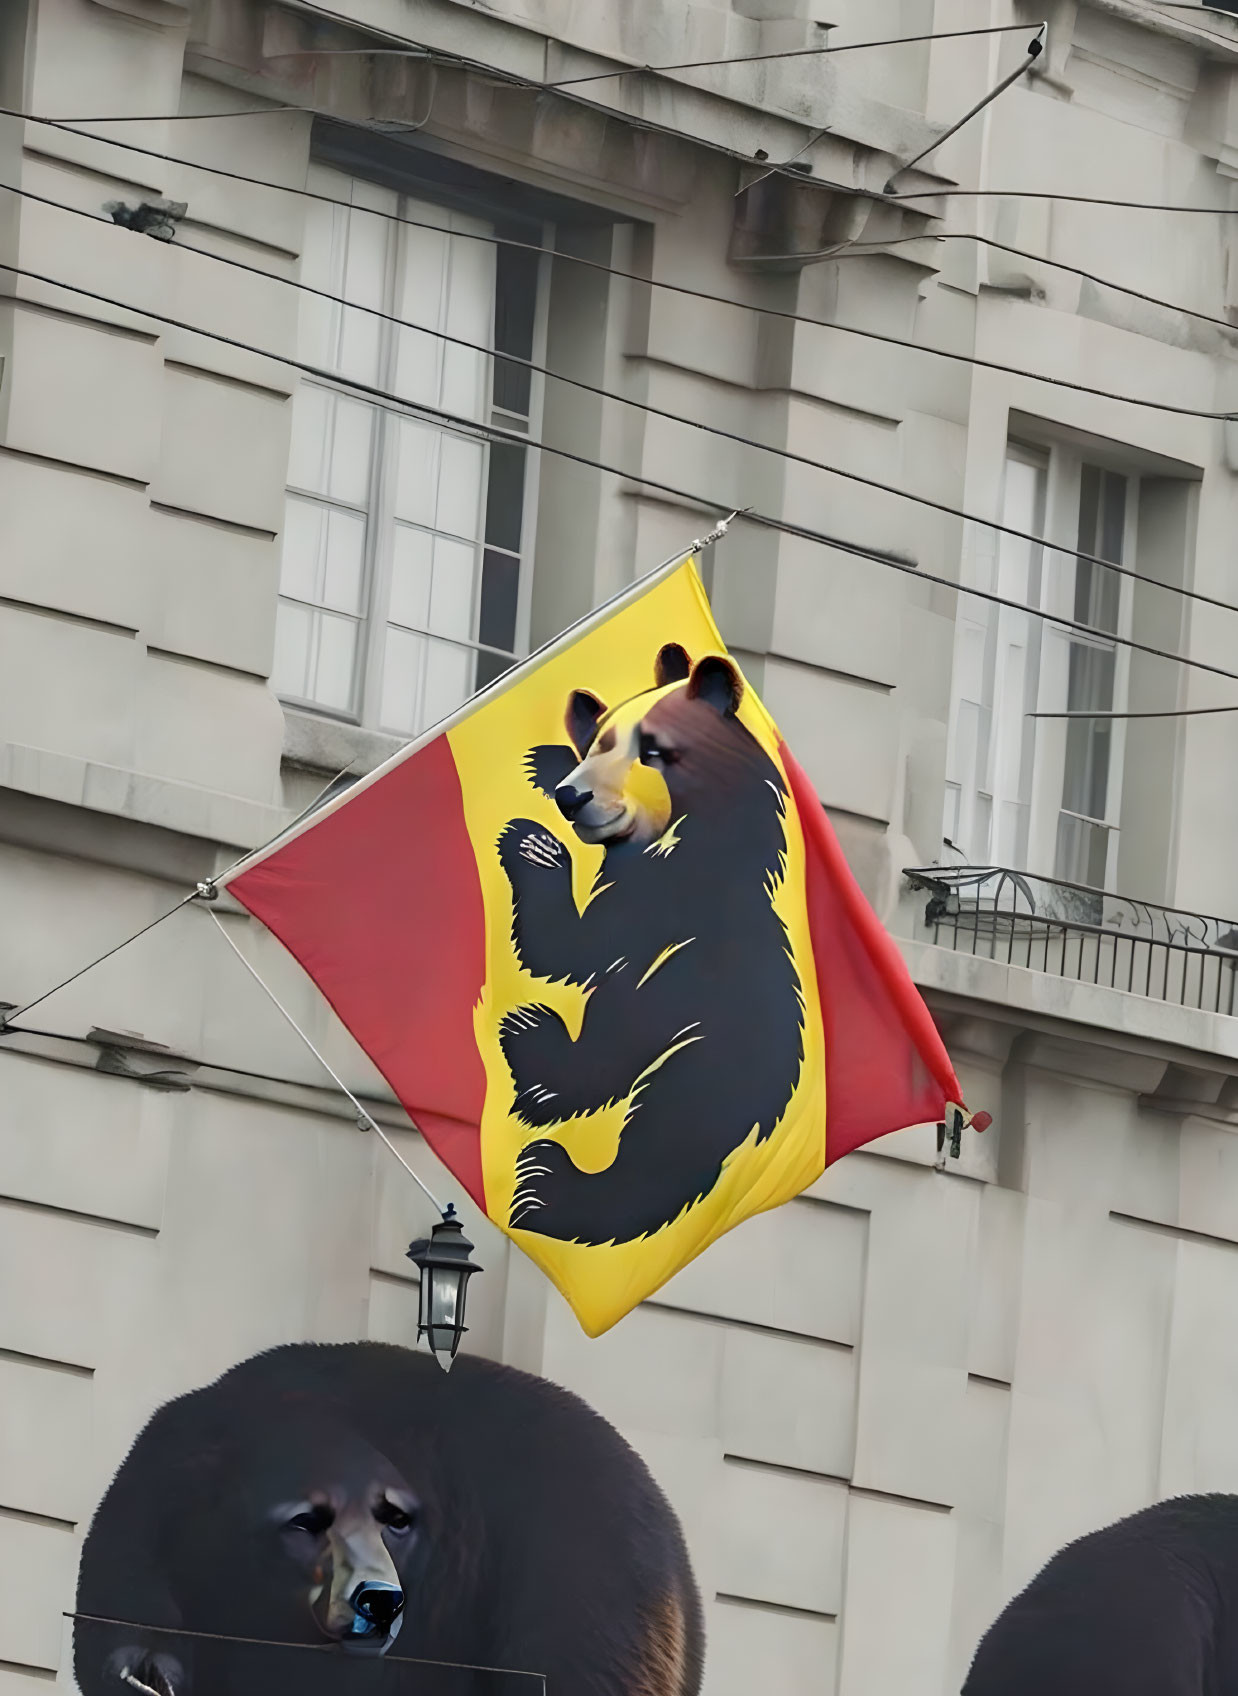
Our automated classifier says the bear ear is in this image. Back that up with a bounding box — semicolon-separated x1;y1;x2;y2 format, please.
566;689;607;756
654;644;692;688
686;655;743;717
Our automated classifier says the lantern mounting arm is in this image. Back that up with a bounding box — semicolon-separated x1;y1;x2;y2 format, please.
207;911;449;1216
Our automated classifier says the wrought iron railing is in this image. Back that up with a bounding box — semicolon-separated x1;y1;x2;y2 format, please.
903;864;1238;1015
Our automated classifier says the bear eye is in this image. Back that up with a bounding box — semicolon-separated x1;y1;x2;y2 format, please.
639;734;675;766
285;1506;333;1537
375;1502;416;1535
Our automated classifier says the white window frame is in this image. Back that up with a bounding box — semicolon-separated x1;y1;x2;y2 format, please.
275;166;551;738
945;437;1138;891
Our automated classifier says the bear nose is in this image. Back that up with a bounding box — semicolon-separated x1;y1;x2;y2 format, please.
555;783;594;820
350;1582;404;1634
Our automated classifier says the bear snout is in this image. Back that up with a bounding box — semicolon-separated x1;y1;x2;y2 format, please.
554;781;594;820
337;1581;404;1655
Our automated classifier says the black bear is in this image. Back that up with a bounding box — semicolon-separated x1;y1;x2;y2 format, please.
496;644;805;1246
963;1494;1238;1695
74;1342;703;1696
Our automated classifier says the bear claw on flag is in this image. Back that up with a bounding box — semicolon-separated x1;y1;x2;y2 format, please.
223;553;964;1336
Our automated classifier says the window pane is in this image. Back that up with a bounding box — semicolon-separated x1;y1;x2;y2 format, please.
485;442;526;553
380;626;473;735
396;222;448;407
337;199;389;386
421;637;474;730
394;421;485;540
380;624;427;736
475;648;513;692
438;432;487;540
272;602;359;714
393;420;441;529
1063;642;1116;820
388;525;434;631
279;498;326;605
1055;812;1111;887
395;198;495;422
298;170;393;386
441;236;495;420
493;237;538;417
427;536;478;643
321;508;366;614
312;611;360;712
478;547;520;655
1074;463;1124;635
288;385;374;507
280;500;366;614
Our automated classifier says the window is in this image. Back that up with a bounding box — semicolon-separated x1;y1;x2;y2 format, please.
944;443;1134;889
273;165;546;737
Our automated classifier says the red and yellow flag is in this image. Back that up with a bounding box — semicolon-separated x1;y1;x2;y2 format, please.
223;556;961;1336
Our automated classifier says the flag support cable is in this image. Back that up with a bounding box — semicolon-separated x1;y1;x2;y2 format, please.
0;762;359;1035
208;912;449;1215
0;890;201;1032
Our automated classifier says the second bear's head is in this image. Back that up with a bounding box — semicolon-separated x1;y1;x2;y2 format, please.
554;645;766;848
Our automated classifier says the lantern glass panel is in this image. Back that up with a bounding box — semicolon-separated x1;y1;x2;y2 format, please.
430;1270;461;1328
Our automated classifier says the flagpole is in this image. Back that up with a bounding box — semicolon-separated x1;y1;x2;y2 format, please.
211;509;742;893
0;512;740;1035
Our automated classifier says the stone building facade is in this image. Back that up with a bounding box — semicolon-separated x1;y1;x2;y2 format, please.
5;0;1238;1692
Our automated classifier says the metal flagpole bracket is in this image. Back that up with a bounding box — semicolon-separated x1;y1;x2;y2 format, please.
935;1103;993;1171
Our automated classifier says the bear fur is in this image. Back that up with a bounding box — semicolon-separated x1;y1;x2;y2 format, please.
963;1494;1238;1695
496;647;804;1246
74;1342;703;1696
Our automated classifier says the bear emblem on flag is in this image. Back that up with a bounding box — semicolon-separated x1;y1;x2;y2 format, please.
223;553;963;1336
495;645;805;1246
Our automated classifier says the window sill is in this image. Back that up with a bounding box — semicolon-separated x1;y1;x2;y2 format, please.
281;706;406;780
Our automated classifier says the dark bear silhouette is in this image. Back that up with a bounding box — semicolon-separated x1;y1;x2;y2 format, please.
963;1494;1238;1695
74;1342;703;1696
496;645;804;1246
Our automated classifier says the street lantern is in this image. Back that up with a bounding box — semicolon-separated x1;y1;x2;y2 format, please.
406;1206;482;1371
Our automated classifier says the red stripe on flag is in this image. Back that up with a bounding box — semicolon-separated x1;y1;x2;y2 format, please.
227;734;489;1208
780;743;962;1161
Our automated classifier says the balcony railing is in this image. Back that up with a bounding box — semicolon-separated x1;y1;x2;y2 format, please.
903;864;1238;1014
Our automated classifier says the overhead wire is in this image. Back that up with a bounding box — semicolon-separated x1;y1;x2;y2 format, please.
5;102;1234;421
248;22;1049;85
9;173;1238;628
502;23;1048;86
7;101;1233;340
20;19;1238;219
885;184;1238;213
1029;704;1238;719
4;254;1238;689
186;0;852;197
49;0;1238;219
